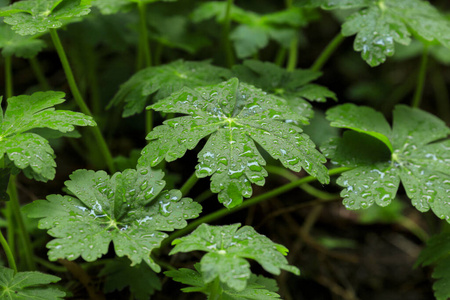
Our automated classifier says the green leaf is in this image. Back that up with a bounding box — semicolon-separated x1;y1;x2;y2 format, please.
92;0;130;14
326;103;392;152
23;166;201;272
140;78;329;207
0;266;65;299
416;232;450;300
0;91;95;182
170;223;299;291
166;265;281;299
99;258;161;300
324;104;450;221
0;0;92;36
233;60;336;116
314;0;450;66
192;2;312;58
108;60;231;117
0;24;46;58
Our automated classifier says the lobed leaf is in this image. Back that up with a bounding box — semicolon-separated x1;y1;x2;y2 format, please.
0;0;92;36
165;264;281;299
108;60;231;117
233;60;336;117
99;258;161;300
324;104;450;221
140;78;328;207
170;223;299;291
0;266;65;299
0;91;95;182
0;24;46;58
416;232;450;300
23;166;202;272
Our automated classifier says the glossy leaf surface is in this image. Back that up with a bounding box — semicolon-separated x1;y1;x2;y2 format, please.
23;166;202;272
0;0;92;35
0;266;65;299
170;224;299;291
166;264;281;299
139;78;329;207
108;60;231;117
324;104;450;221
0;91;95;181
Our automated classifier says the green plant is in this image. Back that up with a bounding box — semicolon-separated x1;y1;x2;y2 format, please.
0;0;449;299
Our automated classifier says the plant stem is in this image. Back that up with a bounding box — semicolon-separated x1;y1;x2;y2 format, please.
222;0;235;67
310;32;345;72
138;2;152;68
34;256;67;273
29;56;51;90
161;167;350;249
430;65;450;122
0;229;17;273
286;37;298;72
49;29;116;173
209;277;223;300
7;176;36;271
145;110;153;135
411;45;429;108
4;55;13;98
266;165;338;200
180;172;199;196
274;47;287;66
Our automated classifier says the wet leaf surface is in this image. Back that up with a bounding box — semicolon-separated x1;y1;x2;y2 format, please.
140;78;329;207
23;165;202;272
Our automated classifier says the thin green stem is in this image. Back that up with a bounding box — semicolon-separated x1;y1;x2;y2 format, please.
222;0;235;67
160;167;350;249
180;172;199;196
28;56;51;90
274;47;287;66
138;2;152;68
145;110;153;135
49;29;116;173
8;176;36;270
209;277;223;300
34;256;67;273
411;45;429;108
0;229;17;273
4;55;13;99
287;37;298;72
266;165;338;200
310;32;345;72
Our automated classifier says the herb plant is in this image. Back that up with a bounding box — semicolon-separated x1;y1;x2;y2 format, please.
0;0;449;299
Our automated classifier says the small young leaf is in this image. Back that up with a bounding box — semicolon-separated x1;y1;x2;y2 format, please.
108;60;231;117
0;24;46;58
323;104;450;221
170;223;299;291
23;166;202;272
139;78;329;207
0;0;92;36
0;91;95;182
99;258;161;300
0;266;65;299
165;264;281;299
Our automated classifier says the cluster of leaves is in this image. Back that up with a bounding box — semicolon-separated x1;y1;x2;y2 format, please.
297;0;450;66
